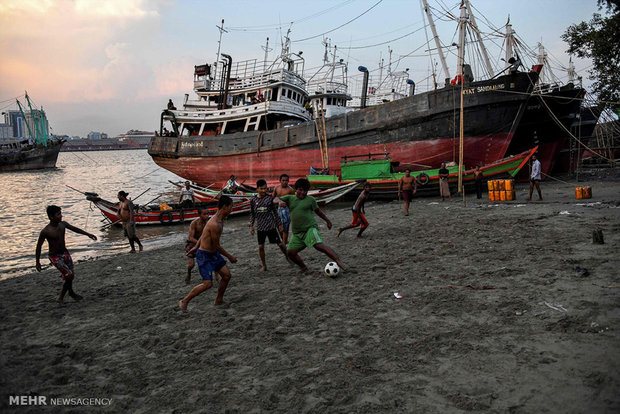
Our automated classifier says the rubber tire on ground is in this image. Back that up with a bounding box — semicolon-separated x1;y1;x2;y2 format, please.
417;172;430;185
159;211;173;224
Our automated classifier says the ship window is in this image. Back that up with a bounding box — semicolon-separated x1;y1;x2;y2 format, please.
287;89;292;99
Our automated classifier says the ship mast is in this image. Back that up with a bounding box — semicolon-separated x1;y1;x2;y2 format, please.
456;1;467;81
464;0;493;78
214;19;227;80
421;0;450;84
505;19;515;66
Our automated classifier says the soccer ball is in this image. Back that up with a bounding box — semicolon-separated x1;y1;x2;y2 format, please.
324;262;340;277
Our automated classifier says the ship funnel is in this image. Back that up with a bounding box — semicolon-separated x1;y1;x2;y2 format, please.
358;66;369;109
407;79;415;96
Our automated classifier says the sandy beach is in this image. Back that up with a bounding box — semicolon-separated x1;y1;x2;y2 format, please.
1;178;619;413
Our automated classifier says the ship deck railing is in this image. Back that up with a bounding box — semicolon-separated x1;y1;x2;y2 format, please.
165;100;311;122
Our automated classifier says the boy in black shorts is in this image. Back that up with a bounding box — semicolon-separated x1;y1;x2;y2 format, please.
249;179;289;271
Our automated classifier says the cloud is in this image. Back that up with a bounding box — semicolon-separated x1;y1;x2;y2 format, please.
0;0;163;104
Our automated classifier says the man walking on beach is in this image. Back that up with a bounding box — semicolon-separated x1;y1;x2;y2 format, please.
250;179;288;271
185;208;209;284
35;205;97;303
527;155;543;201
180;196;237;310
117;191;143;253
438;163;452;202
398;169;418;215
338;182;371;238
279;178;347;274
273;173;295;245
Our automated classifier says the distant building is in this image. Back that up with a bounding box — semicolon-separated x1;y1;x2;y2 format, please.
87;131;108;140
0;109;49;140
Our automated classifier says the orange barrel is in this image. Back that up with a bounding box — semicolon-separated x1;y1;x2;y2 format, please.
500;191;507;201
505;179;514;191
498;180;506;191
489;180;495;191
489;191;495;201
494;191;501;201
575;187;583;199
487;181;494;191
583;186;592;199
506;190;515;201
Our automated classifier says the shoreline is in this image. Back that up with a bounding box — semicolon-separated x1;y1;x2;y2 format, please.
1;179;619;412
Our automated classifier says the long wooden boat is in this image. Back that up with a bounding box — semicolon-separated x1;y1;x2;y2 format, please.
307;147;538;199
170;180;360;202
85;194;250;226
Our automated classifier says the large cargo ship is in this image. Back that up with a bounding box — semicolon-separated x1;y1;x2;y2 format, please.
148;1;583;187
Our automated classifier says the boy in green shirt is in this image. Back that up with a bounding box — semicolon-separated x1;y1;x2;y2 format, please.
279;178;347;273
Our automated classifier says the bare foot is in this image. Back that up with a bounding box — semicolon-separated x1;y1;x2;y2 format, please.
71;294;83;301
214;299;227;306
298;267;310;275
184;276;191;285
129;249;136;254
405;212;409;216
260;265;267;272
337;228;343;237
56;298;64;304
178;300;187;312
337;261;348;272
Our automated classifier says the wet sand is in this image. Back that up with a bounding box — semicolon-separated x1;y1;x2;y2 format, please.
1;179;619;413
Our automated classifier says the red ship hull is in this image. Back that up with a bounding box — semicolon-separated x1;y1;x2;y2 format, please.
153;133;513;187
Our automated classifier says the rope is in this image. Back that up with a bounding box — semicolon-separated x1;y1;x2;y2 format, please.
541;171;572;185
535;92;614;162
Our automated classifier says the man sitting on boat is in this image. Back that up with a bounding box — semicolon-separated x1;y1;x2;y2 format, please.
223;175;240;194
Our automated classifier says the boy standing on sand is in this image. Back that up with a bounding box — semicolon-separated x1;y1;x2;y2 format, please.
272;173;295;245
184;208;209;284
249;179;289;271
180;196;237;310
117;191;143;253
338;182;371;238
35;205;97;303
279;178;347;274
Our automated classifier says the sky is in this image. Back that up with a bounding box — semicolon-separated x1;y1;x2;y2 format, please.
0;0;601;137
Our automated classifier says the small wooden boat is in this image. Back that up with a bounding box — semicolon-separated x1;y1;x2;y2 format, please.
307;147;538;199
85;193;250;226
170;180;360;203
86;181;358;226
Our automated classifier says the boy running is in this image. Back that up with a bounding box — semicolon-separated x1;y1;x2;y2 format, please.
279;178;347;274
180;196;237;310
185;208;209;284
338;182;371;238
250;179;289;271
272;173;295;245
35;205;97;302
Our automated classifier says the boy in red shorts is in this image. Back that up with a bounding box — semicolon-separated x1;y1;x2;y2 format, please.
35;205;97;302
338;182;371;238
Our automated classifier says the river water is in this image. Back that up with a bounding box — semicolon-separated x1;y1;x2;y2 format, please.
0;150;195;280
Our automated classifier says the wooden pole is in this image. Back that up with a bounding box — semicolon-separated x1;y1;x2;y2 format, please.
320;99;329;169
458;74;465;201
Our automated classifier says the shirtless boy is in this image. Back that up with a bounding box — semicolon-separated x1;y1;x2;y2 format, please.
250;179;288;271
185;208;209;284
35;205;97;302
279;178;347;274
338;182;371;238
272;174;295;245
398;169;418;216
117;191;143;253
180;196;237;310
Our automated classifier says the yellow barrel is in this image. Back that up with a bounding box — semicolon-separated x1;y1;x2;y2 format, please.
498;180;506;191
489;191;495;201
575;187;583;199
494;191;501;201
492;180;499;191
500;191;507;201
506;190;515;201
487;181;494;191
583;186;592;199
505;179;514;191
